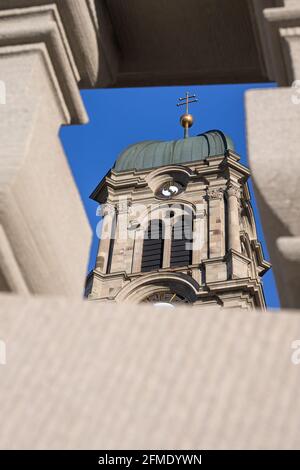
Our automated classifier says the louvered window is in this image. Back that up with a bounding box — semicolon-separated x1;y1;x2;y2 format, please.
141;220;164;272
170;214;193;267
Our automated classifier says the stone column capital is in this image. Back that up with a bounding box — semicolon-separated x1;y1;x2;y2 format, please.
117;199;131;214
206;187;225;201
227;183;242;199
102;203;116;217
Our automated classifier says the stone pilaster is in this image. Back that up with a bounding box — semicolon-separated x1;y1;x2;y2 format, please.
95;203;116;273
207;187;226;258
161;215;173;269
227;183;242;253
131;226;144;274
110;199;130;273
192;206;207;264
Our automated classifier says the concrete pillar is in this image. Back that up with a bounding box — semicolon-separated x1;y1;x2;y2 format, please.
227;184;241;253
246;86;300;308
245;0;300;308
0;2;99;295
0;225;29;294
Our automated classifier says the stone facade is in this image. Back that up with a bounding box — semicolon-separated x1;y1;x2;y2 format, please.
86;150;270;309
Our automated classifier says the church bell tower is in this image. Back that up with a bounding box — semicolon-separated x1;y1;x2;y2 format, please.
86;94;270;308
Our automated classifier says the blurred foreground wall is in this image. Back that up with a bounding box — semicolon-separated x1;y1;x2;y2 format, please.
0;296;300;450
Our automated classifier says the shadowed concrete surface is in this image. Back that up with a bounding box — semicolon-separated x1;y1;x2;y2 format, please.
95;0;275;87
0;295;299;449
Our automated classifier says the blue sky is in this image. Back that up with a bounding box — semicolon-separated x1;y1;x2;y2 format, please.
60;83;279;308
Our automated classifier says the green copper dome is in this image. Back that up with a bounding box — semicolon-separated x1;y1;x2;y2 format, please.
114;130;234;173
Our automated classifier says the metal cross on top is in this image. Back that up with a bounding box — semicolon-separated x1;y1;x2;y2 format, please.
177;92;198;139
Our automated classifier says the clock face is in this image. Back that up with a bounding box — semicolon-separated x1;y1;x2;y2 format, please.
157;181;183;199
142;292;189;306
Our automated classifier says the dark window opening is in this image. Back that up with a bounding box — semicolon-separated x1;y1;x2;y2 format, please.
141;220;164;272
106;213;117;274
170;213;193;268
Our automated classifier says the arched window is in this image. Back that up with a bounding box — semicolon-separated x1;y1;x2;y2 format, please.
170;209;193;267
141;220;164;272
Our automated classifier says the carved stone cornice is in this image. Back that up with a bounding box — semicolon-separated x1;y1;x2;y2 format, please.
0;5;88;123
0;0;99;87
258;5;300;85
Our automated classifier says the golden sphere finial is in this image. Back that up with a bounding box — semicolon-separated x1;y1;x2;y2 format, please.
180;113;194;129
177;92;198;138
